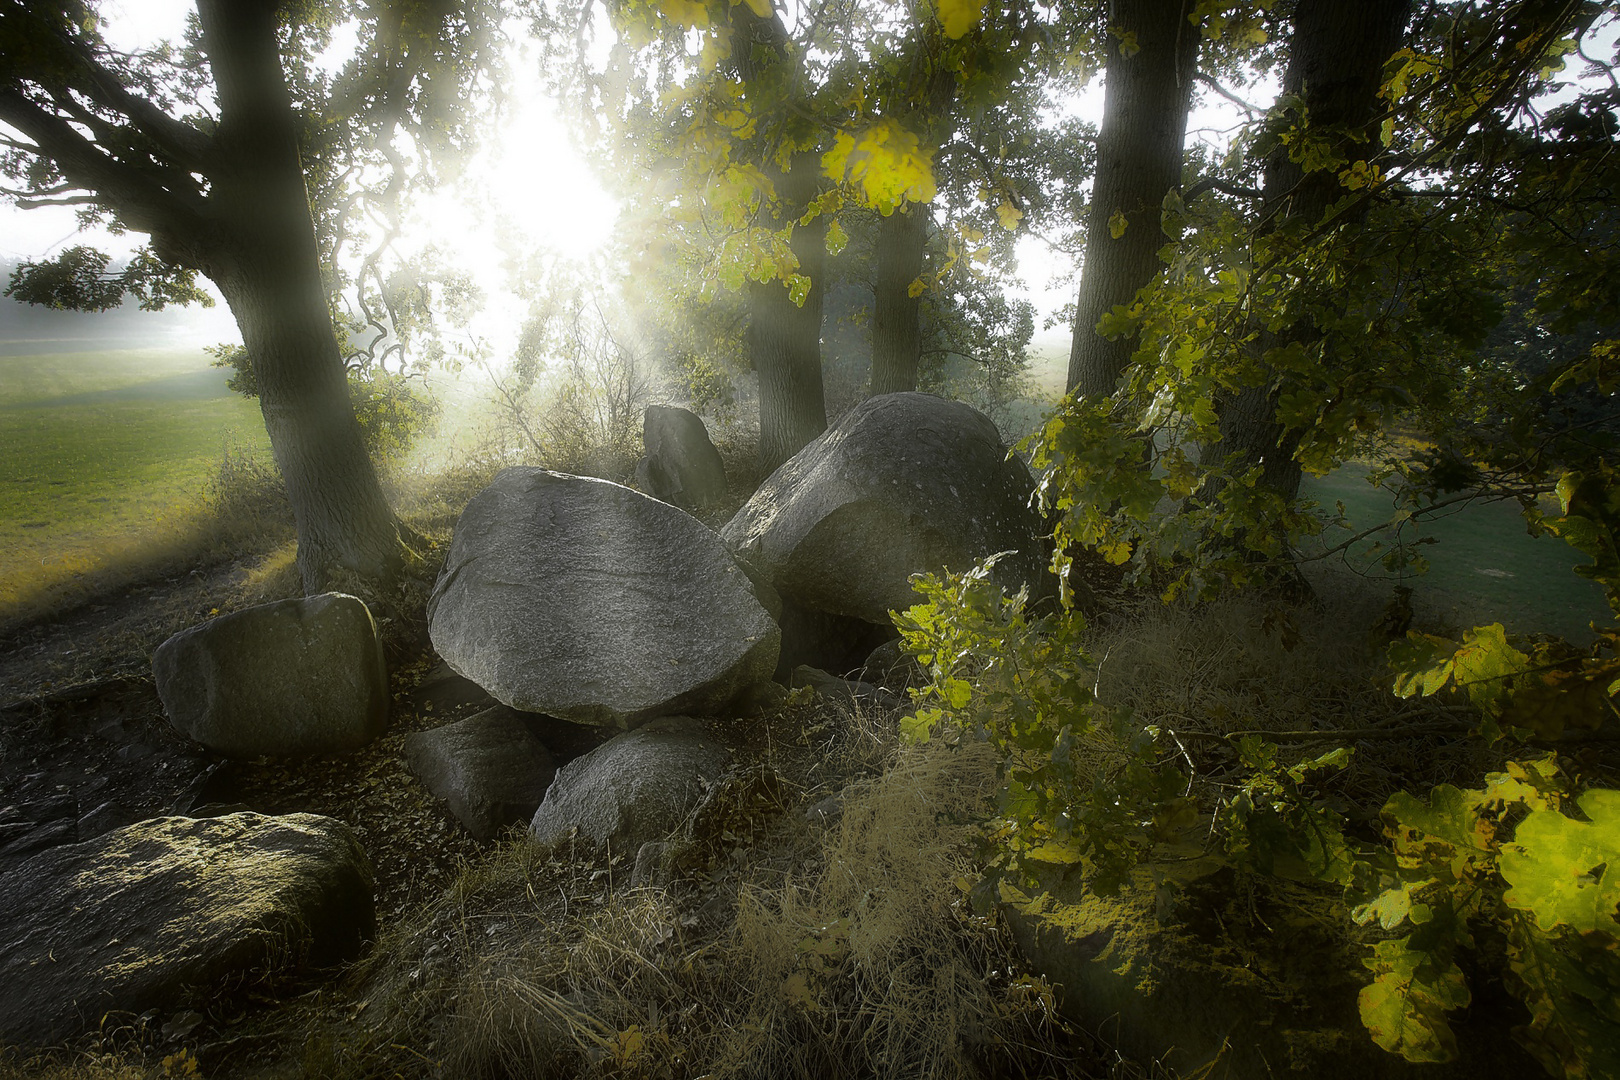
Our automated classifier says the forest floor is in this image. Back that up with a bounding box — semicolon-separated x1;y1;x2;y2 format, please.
0;531;1116;1080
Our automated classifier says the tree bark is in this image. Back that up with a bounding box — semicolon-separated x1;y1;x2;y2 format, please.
1208;0;1411;504
730;7;829;474
1066;0;1199;398
750;153;830;474
870;204;928;395
197;0;405;592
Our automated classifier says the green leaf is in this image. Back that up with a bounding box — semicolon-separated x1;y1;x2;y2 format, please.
1501;789;1620;936
1359;936;1470;1062
943;677;973;709
1388;632;1457;699
900;707;943;743
1108;208;1129;239
1449;623;1530;714
1354;881;1416;930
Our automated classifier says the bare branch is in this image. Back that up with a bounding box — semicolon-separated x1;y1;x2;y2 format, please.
12;194;100;208
0;87;206;248
1183;176;1265;203
1196;72;1263;114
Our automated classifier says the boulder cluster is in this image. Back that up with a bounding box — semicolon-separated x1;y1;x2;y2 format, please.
0;392;1051;1046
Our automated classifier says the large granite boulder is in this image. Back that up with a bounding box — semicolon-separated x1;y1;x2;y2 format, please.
635;404;728;509
0;813;373;1046
405;706;558;840
529;717;732;855
721;392;1051;625
428;469;780;727
153;593;388;758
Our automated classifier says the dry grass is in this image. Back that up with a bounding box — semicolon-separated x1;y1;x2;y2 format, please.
310;698;1095;1080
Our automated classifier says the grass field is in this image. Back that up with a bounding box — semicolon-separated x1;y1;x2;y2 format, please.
0;348;272;626
1011;336;1611;639
1302;466;1611;642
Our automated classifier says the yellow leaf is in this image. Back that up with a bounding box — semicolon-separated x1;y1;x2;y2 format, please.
1027;839;1085;864
821;118;936;213
996;200;1023;231
655;0;710;28
825;218;849;256
907;277;926;298
1108;208;1128;239
782;972;818;1009
936;0;988;39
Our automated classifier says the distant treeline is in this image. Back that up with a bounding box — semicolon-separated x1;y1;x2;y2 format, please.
0;258;234;355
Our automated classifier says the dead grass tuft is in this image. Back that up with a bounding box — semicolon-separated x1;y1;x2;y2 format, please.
316;700;1092;1080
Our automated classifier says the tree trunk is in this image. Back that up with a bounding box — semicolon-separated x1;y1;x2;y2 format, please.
197;0;405;593
1066;0;1199;398
870;205;928;395
751;152;829;473
730;7;829;474
1208;0;1411;504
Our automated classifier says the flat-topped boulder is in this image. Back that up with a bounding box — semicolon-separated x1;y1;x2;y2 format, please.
721;392;1052;624
428;469;780;728
153;593;388;758
0;812;373;1047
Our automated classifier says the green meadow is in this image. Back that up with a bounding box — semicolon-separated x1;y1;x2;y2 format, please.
0;348;271;623
1020;331;1609;640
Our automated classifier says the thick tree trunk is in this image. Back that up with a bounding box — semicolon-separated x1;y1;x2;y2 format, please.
870;205;928;396
197;0;404;593
1066;0;1199;398
730;8;828;474
751;153;829;473
1208;0;1411;504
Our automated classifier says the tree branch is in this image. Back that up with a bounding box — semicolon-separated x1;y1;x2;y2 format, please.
1183;176;1265;203
1196;72;1263;114
0;88;207;249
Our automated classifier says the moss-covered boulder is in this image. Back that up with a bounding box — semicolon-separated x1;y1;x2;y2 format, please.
154;592;388;758
0;812;373;1046
1002;857;1540;1079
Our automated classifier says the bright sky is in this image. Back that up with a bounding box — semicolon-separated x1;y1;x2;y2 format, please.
15;5;1599;356
0;2;621;355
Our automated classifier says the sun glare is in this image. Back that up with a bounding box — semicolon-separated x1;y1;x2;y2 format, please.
400;53;621;362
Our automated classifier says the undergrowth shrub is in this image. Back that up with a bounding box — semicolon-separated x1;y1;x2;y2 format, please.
208;344;440;464
896;563;1620;1076
205;442;292;546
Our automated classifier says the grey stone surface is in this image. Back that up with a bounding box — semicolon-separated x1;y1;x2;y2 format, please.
0;812;373;1047
790;665;896;712
428;469;780;727
153;593;388;758
638;404;728;509
529;717;732;855
859;638;924;691
405;706;558;840
721;392;1052;625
